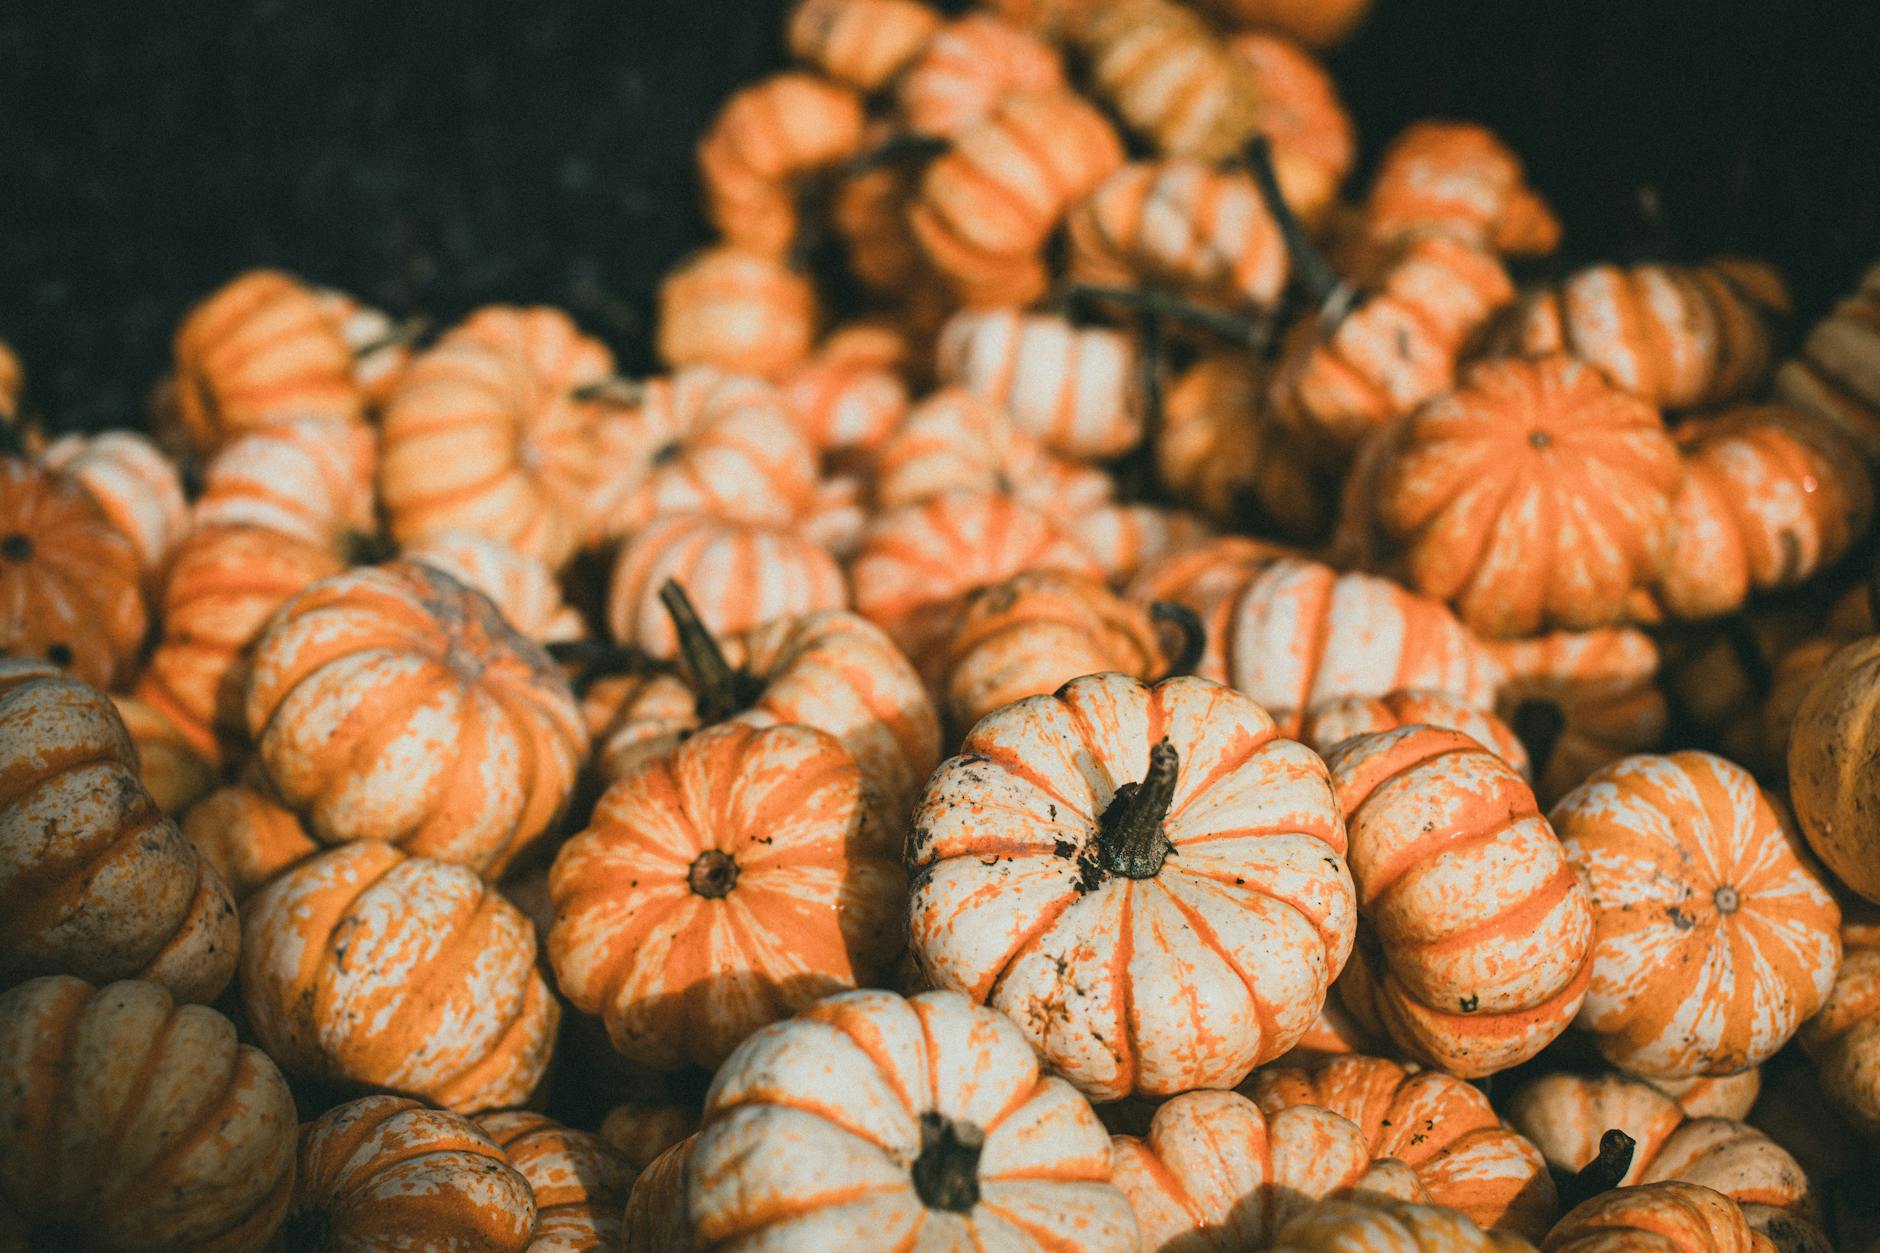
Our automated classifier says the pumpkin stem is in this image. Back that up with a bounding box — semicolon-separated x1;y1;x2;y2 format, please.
544;639;654;693
1065;283;1272;350
1150;601;1206;680
351;314;430;360
573;376;646;408
1560;1129;1636;1210
1098;739;1179;879
687;849;740;898
911;1111;985;1213
1510;698;1566;785
1244;136;1348;318
659;579;763;723
843;132;950;178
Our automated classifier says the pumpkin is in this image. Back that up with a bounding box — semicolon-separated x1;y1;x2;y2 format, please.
1371;355;1682;637
311;285;418;408
444;302;613;382
1487;259;1790;412
244;561;585;877
1251;1055;1557;1239
0;976;296;1251
39;430;189;588
288;1095;537;1252
657;245;821;381
1653;406;1872;620
935;308;1141;459
1650;1070;1765;1122
780;327;911;453
170;269;362;455
404;529;587;645
850;491;1101;680
134;524;345;762
788;0;941;93
583;367;819;541
241;841;558;1111
909;90;1124;308
1270;1193;1533;1252
801;472;870;561
1301;689;1530;776
1799;900;1880;1134
475;1111;636;1252
698;71;867;256
181;780;319;903
1329;725;1595;1077
909;671;1354;1099
935;569;1173;734
1488;626;1667;808
833;155;931;297
1361;121;1560;258
624;987;1139;1249
112;693;217;817
1066;161;1290;312
606;513;848;660
1066;502;1215;588
897;13;1066;138
1773;261;1880;460
1551;751;1842;1078
1201;0;1370;47
192;414;377;549
0;457;147;688
0;338;19;423
1272;998;1387;1069
1543;1181;1779;1253
601;1101;701;1173
0;660;239;1003
1075;0;1264;165
1786;630;1880;904
1158;352;1331;540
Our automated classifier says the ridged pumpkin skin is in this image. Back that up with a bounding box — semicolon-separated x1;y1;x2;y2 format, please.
1251;1055;1556;1240
779;326;910;454
1076;0;1262;164
0;457;147;689
40;430;190;587
1301;689;1530;777
1788;635;1880;904
1551;752;1842;1078
475;1111;636;1252
182;780;319;903
697;71;866;256
1799;904;1880;1134
936;308;1141;459
112;693;217;818
909;672;1355;1100
1649;1070;1764;1122
1489;626;1667;807
288;1095;537;1253
1360;120;1560;257
1225;31;1356;221
403;529;586;645
1773;261;1880;459
192;415;377;549
790;0;942;93
1069;502;1214;588
1270;1194;1534;1252
0;661;238;1002
897;13;1066;138
657;245;820;381
0;977;296;1252
1329;726;1595;1077
244;561;586;877
550;721;904;1071
1543;1182;1776;1253
630;988;1139;1250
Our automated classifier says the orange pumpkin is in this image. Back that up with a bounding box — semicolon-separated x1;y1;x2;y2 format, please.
897;13;1066;138
1;660;238;1003
1543;1181;1783;1253
289;1095;537;1251
1271;998;1388;1069
181;780;319;903
1361;121;1561;257
1076;0;1262;165
657;245;821;380
0;976;296;1251
550;720;904;1070
1372;355;1682;637
112;693;217;818
601;1101;701;1173
910;672;1354;1099
403;529;587;644
1329;725;1595;1077
779;326;911;453
475;1111;637;1252
244;561;585;877
1800;901;1880;1134
1552;751;1842;1078
192;414;377;549
1773;261;1880;460
1202;0;1370;47
0;338;19;424
1066;501;1215;588
935;308;1140;458
832;155;930;297
788;0;941;93
1272;1193;1532;1251
241;841;558;1111
1251;1055;1557;1240
311;285;418;408
909;90;1124;308
39;430;189;588
1789;635;1880;904
1301;689;1530;775
1489;626;1667;807
697;71;867;256
1649;1070;1765;1122
1487;259;1790;411
0;457;147;688
1225;31;1357;220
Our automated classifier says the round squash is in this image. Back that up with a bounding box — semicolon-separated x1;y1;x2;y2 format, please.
475;1111;636;1252
1270;1193;1533;1252
111;692;217;818
936;308;1141;459
181;780;319;903
897;12;1066;138
1542;1181;1777;1253
192;415;377;550
789;0;942;93
1361;120;1560;257
1067;502;1215;588
697;71;867;256
1788;634;1880;904
779;326;910;453
403;529;587;645
1772;261;1880;460
657;245;820;381
1798;901;1880;1134
1075;0;1262;165
1300;689;1530;776
1488;626;1667;807
40;429;190;589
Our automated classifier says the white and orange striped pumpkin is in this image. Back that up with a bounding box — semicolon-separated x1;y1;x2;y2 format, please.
657;245;821;381
789;0;942;94
696;70;867;256
1300;689;1530;776
181;779;319;904
1772;260;1880;461
39;429;189;589
475;1111;637;1252
192;415;376;549
402;529;587;645
897;12;1066;138
936;308;1141;458
1540;1181;1776;1253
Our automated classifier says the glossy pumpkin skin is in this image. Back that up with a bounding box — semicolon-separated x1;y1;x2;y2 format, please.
697;71;866;256
1301;689;1530;777
0;660;239;1003
1374;355;1681;637
1270;1194;1533;1253
241;841;559;1112
897;13;1066;139
40;430;190;587
789;0;941;92
551;721;904;1071
1542;1182;1776;1253
631;988;1139;1250
910;672;1355;1100
111;693;217;818
1489;626;1667;808
1361;121;1560;257
1330;726;1595;1078
192;414;377;550
1253;1056;1555;1239
658;245;820;381
0;457;147;689
0;976;297;1252
1787;636;1880;905
288;1095;537;1253
1158;353;1330;541
1552;752;1842;1078
181;780;319;903
475;1111;636;1253
936;308;1141;459
244;562;586;877
403;529;587;645
1773;261;1880;460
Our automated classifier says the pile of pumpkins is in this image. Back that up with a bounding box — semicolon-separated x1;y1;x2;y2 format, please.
5;0;1880;1248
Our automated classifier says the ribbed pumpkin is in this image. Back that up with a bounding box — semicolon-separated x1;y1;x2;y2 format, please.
623;988;1139;1250
1201;0;1370;47
1225;31;1356;221
897;12;1066;138
1372;355;1681;637
0;457;147;688
1487;259;1790;411
936;308;1140;459
0;976;297;1252
39;429;189;588
288;1095;537;1252
1329;726;1594;1077
111;692;217;818
1250;1056;1557;1239
1773;261;1880;460
1551;751;1842;1078
551;721;903;1071
1067;502;1215;588
1;660;238;1003
1650;1070;1765;1122
909;672;1355;1100
601;1101;701;1174
779;326;910;454
1488;626;1667;807
1075;0;1262;164
1361;121;1560;257
403;529;587;645
832;157;931;297
789;0;941;92
181;780;319;903
658;245;821;381
1542;1181;1777;1253
1300;690;1530;776
244;561;586;877
1271;1193;1533;1252
311;285;416;408
697;71;866;256
1786;634;1880;904
1799;902;1880;1134
191;414;376;549
475;1111;636;1252
241;841;558;1112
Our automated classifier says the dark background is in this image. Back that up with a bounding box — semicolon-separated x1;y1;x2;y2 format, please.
3;0;1876;433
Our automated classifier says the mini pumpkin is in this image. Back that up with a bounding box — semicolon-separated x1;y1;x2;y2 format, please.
404;529;587;645
897;12;1066;138
181;780;320;903
1361;121;1561;257
1076;0;1263;164
111;692;217;817
1488;626;1667;807
1201;0;1371;48
1773;261;1880;460
1542;1181;1778;1253
1799;901;1880;1135
1300;689;1530;776
39;429;189;588
697;71;867;256
0;976;296;1251
1225;31;1357;221
1649;1070;1765;1122
935;307;1141;458
788;0;942;93
910;672;1355;1100
1066;502;1215;588
779;326;911;453
192;414;377;550
1270;1193;1532;1252
600;1101;701;1174
475;1111;637;1252
657;245;821;381
1791;627;1880;900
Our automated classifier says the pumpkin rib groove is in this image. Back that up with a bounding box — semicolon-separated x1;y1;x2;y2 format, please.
16;987;87;1199
85;999;184;1189
1113;884;1139;1096
980;888;1083;1008
326;661;466;843
103;1022;248;1206
1363;804;1522;904
1389;857;1582;955
1161;875;1282;1054
962;744;1090;826
1335;737;1481;820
